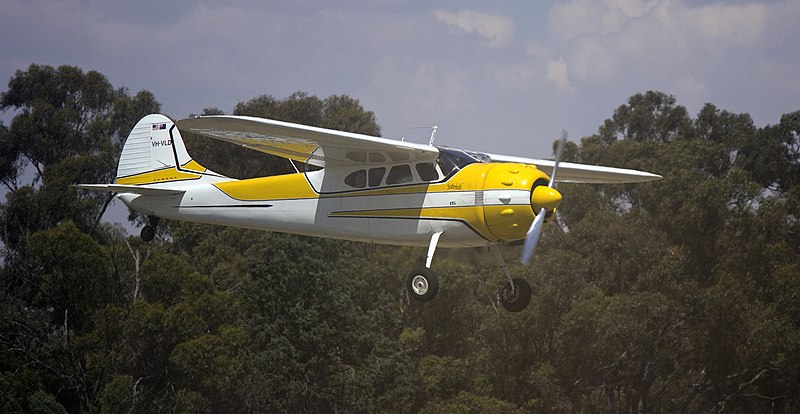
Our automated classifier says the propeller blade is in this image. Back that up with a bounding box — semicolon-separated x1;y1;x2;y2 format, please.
549;130;568;188
521;130;567;265
520;207;547;265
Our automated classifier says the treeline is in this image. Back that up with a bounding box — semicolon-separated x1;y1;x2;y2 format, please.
1;64;798;413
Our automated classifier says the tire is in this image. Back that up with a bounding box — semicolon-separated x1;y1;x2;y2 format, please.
140;225;156;242
500;278;531;312
406;267;439;302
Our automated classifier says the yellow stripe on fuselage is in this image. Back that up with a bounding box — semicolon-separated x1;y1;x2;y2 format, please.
213;173;318;201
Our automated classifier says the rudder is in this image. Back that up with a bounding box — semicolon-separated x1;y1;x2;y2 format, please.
116;114;222;185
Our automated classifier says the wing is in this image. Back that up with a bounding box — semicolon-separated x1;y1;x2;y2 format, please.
176;115;439;167
483;153;661;184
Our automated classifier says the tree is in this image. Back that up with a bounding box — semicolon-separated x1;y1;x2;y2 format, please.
0;64;161;413
0;64;161;246
543;92;800;412
3;66;799;413
598;91;692;144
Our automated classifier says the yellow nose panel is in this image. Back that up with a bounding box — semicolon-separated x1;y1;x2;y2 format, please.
531;186;562;211
482;163;542;241
475;162;561;242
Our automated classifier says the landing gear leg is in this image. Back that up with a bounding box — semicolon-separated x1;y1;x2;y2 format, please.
490;244;531;312
140;215;160;243
406;231;443;302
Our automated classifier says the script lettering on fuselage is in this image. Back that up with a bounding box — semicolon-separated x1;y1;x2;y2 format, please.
447;182;463;190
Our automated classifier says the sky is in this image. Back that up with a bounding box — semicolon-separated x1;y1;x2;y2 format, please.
2;0;799;155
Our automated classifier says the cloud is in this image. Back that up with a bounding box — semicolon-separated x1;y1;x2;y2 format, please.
368;58;474;115
672;76;709;113
434;9;515;48
685;2;766;45
605;0;658;17
489;63;539;90
409;62;474;112
548;0;628;43
547;0;775;85
548;0;768;55
546;57;575;94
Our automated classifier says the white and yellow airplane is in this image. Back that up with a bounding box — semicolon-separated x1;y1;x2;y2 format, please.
79;114;660;312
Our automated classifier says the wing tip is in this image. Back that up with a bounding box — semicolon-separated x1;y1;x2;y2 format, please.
638;172;663;182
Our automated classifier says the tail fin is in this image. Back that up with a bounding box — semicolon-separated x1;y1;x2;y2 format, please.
115;114;226;185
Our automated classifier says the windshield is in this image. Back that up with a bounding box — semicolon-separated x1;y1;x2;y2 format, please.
435;147;481;175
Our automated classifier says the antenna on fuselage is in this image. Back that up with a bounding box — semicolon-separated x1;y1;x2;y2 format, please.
428;125;438;146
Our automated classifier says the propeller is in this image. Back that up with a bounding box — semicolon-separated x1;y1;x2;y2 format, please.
520;130;567;265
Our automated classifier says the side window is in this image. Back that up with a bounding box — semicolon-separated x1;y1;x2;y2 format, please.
386;164;413;185
415;162;438;182
369;167;386;187
344;170;366;188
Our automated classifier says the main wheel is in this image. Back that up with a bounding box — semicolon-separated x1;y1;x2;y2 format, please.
406;267;439;302
140;225;156;242
500;278;532;312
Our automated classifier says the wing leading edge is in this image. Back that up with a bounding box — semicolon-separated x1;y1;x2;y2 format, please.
176;115;439;168
483;153;661;184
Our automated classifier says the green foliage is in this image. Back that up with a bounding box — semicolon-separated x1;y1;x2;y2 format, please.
98;375;135;414
598;90;692;143
2;68;799;413
0;370;67;414
0;64;161;253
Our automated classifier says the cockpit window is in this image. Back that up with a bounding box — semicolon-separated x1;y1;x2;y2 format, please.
415;162;439;182
436;148;479;176
386;164;413;185
344;170;367;188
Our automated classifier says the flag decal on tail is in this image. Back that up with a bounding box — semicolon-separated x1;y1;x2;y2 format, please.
152;123;167;130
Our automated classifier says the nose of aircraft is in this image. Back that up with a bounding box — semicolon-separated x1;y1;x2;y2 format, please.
531;185;562;212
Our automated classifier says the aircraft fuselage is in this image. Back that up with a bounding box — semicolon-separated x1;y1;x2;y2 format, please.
119;162;551;248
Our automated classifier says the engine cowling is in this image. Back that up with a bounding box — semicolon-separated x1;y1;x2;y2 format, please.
481;163;561;242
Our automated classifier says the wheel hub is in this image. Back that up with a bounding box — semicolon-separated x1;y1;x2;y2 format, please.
411;275;429;295
502;285;519;303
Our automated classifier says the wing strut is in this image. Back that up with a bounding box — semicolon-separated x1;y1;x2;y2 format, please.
288;159;300;173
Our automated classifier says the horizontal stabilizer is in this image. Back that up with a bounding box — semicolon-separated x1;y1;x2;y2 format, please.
75;184;185;196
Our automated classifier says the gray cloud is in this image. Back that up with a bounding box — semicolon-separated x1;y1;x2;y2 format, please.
2;0;798;157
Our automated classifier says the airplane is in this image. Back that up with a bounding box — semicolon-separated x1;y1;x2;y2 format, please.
79;114;661;312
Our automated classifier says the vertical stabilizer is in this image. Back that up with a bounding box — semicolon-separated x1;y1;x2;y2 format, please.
115;114;224;185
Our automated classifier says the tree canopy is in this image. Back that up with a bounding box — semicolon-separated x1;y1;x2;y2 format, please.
1;65;799;413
